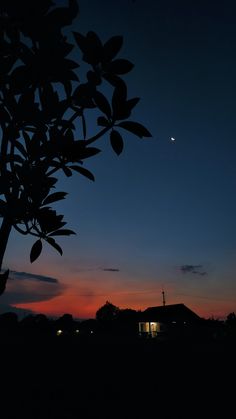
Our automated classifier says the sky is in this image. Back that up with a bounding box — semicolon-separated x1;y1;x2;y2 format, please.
1;0;236;320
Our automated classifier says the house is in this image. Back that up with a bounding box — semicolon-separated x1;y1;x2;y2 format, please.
138;303;202;338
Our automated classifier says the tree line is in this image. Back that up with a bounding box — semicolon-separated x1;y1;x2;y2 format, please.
0;301;236;342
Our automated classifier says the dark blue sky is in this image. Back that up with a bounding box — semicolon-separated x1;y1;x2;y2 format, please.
2;0;236;319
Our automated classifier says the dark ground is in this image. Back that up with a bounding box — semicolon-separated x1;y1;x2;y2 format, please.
0;334;235;418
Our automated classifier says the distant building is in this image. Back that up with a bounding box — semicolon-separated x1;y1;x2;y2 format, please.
138;303;202;338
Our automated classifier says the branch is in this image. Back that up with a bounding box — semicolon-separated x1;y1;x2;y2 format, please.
60;107;82;135
46;162;62;176
13;224;28;235
0;122;8;166
85;126;111;145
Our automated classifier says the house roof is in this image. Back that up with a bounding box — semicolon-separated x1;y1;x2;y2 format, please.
139;303;201;323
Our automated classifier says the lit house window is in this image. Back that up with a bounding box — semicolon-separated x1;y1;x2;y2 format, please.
138;322;160;337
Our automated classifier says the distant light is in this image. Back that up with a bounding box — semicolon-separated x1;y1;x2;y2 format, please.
90;330;94;334
172;321;176;324
75;329;80;334
170;137;176;142
56;329;63;336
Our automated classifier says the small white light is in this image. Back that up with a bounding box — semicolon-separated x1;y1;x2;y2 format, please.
170;137;176;142
56;329;63;336
75;329;80;334
90;330;94;334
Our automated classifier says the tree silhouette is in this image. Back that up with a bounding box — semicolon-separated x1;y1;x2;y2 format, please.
96;301;120;323
226;312;236;325
0;0;151;294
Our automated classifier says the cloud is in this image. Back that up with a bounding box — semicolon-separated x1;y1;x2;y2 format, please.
180;264;207;276
10;271;58;283
73;266;120;273
0;270;65;309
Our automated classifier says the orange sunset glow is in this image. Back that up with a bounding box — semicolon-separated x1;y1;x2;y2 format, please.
12;274;235;320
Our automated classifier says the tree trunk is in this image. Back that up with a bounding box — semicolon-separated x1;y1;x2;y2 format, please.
0;217;12;295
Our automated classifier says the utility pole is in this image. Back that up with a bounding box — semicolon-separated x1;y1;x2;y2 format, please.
162;290;166;306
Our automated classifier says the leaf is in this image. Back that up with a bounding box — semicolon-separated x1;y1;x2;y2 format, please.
73;31;87;53
64;70;79;82
14;141;28;158
45;177;58;188
73;83;95;108
27;131;42;159
110;130;124;155
10;65;31;93
97;116;109;127
103;73;123;87
0;199;7;216
22;131;31;153
64;59;79;70
61;41;74;57
41;83;59;119
46;237;63;256
2;56;16;76
73;142;101;159
30;240;42;263
49;229;76;237
126;97;140;112
93;91;111;118
22;129;31;141
65;128;74;143
63;80;72;98
0;179;8;195
112;97;140;121
107;59;134;75
70;165;95;181
37;207;66;233
19;44;35;66
42;192;67;205
0;105;11;123
82;113;86;139
5;154;24;164
47;0;78;28
75;30;102;65
85;31;103;64
117;121;152;138
103;36;123;62
62;166;72;177
112;81;127;120
87;70;101;86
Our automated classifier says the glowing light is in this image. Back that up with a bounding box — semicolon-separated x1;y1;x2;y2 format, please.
75;329;80;334
56;329;63;336
170;137;176;142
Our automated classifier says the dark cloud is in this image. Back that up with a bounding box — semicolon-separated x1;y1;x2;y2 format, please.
73;266;120;273
180;265;207;276
0;271;65;308
10;271;58;283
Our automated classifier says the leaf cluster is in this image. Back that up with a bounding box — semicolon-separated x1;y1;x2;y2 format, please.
0;0;151;262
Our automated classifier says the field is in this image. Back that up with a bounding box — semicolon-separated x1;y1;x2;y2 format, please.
0;335;234;418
